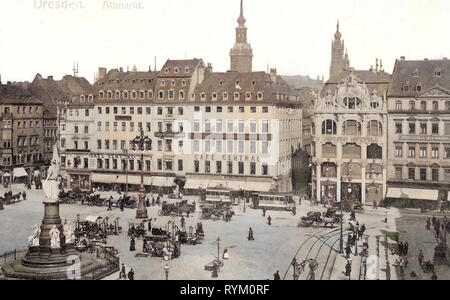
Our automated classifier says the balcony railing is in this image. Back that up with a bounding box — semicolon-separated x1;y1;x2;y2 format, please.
154;131;185;138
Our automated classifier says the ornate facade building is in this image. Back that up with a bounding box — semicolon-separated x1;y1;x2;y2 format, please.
386;58;450;209
312;74;387;207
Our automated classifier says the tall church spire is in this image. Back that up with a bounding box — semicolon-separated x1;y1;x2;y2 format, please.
238;0;246;26
330;20;347;82
230;0;253;73
334;20;342;40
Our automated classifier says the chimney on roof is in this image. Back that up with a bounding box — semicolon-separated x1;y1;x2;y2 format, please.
206;63;213;72
270;68;277;83
98;67;107;80
424;58;428;61
400;56;406;61
7;81;11;85
47;76;53;81
119;67;124;72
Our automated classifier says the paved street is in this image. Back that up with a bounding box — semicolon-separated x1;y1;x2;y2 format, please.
2;184;447;280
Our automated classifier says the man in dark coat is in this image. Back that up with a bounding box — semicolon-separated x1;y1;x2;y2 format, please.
345;260;352;278
130;237;136;251
181;216;185;229
107;196;113;211
267;216;272;226
119;263;126;279
128;268;134;280
22;191;27;201
248;227;254;240
404;242;409;255
273;270;281;280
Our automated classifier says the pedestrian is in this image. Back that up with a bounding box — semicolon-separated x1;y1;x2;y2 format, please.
418;249;424;266
152;196;155;206
262;209;266;217
146;197;150;207
211;262;219;278
384;211;388;224
345;244;352;259
148;218;152;232
404;242;409;255
107;196;113;211
267;216;272;226
127;268;134;280
222;248;230;260
292;206;296;216
426;218;431;230
130;237;136;251
273;270;281;280
22;191;27;201
345;260;352;279
120;200;124;211
119;263;126;279
373;200;378;210
181;216;185;229
248;227;254;241
398;242;404;256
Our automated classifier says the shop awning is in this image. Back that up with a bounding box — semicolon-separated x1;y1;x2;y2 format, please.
3;172;10;177
386;188;438;201
13;167;28;178
151;176;175;187
85;216;102;224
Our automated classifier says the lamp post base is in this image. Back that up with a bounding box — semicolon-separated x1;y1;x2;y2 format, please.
136;184;148;219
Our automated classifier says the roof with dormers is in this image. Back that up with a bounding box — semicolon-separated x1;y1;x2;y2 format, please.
94;69;158;93
388;59;450;97
159;59;204;78
0;83;42;105
193;71;297;104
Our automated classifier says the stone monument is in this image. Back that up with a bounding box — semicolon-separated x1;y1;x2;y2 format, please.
1;144;119;280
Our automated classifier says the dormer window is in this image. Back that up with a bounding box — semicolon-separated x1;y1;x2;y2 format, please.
159;91;164;99
402;85;410;93
174;67;179;73
252;80;256;85
223;92;229;101
161;80;166;86
181;80;186;86
80;95;85;102
139;91;145;99
179;90;185;100
257;92;264;100
115;91;121;99
107;91;113;98
212;93;218;101
98;81;103;87
88;95;94;102
171;80;176;86
123;91;129;99
116;79;120;84
245;92;252;101
219;80;224;85
185;67;190;73
435;69;442;77
131;91;137;100
165;68;169;73
234;92;240;101
148;90;154;99
99;91;105;99
201;93;206;101
416;85;423;92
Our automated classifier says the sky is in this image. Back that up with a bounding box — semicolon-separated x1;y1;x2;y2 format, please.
1;0;450;83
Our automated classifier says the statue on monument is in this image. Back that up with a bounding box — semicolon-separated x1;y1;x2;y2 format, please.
28;225;41;247
49;225;61;248
43;144;61;203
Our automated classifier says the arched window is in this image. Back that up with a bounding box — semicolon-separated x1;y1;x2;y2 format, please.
123;90;129;99
107;91;113;99
201;93;206;101
159;90;164;99
80;95;85;102
148;90;154;99
343;97;361;109
168;90;175;100
115;90;121;99
212;93;217;101
246;92;252;100
99;91;105;99
234;92;240;101
179;90;185;100
139;90;145;99
88;95;94;102
131;90;137;100
367;120;382;136
343;120;361;136
257;92;264;100
322;120;337;135
223;92;229;101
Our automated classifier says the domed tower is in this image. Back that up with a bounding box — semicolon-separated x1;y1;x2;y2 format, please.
329;20;348;81
230;0;253;73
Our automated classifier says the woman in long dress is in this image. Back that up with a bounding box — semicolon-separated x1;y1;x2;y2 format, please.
222;248;230;260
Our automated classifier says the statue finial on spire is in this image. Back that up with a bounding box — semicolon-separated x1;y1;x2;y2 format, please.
238;0;246;26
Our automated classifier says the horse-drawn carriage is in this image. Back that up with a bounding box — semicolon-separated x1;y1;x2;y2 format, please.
298;208;342;228
159;200;196;216
1;191;22;205
201;202;234;221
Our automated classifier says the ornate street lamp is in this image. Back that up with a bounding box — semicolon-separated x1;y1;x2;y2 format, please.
131;128;152;219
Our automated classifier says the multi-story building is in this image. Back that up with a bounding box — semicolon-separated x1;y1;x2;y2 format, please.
60;0;304;193
312;74;387;207
60;91;95;190
0;82;44;178
386;58;450;209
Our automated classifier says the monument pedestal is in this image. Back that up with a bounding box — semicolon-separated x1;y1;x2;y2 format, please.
136;183;148;219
